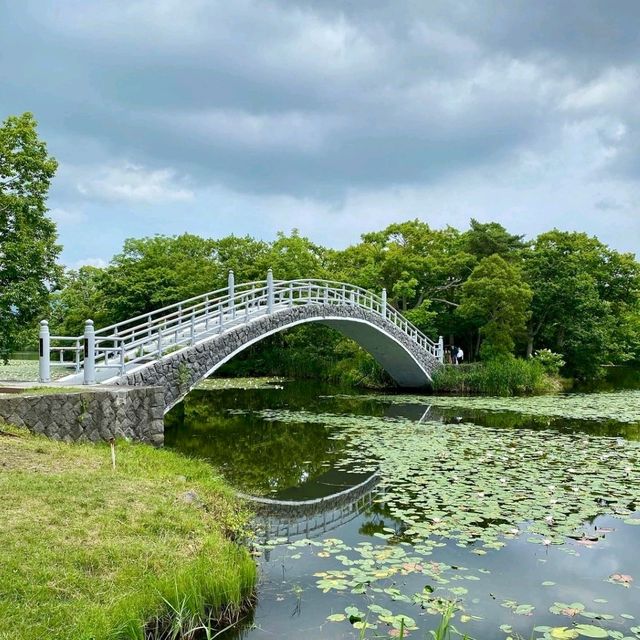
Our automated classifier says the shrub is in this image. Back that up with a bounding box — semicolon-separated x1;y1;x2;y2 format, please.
532;348;565;375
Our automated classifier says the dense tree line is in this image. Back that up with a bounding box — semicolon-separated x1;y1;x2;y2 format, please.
47;220;640;381
3;113;638;382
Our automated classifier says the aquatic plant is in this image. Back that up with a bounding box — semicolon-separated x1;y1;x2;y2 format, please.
257;406;640;639
431;359;558;396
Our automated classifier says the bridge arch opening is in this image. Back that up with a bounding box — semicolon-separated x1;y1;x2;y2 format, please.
161;311;435;412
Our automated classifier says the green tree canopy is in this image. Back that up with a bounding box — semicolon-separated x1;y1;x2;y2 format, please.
523;230;640;378
457;254;532;360
262;230;328;280
0;113;60;360
462;218;526;261
96;234;219;324
42;218;640;382
49;267;108;337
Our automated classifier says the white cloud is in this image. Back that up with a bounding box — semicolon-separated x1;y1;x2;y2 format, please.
77;163;194;204
49;207;86;225
67;257;108;270
560;67;640;112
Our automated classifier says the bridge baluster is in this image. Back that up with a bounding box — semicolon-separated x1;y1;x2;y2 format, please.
267;268;274;314
119;338;125;375
381;288;387;318
228;270;235;319
38;320;50;383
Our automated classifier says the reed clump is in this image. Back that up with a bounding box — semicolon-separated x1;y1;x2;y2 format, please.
431;357;562;396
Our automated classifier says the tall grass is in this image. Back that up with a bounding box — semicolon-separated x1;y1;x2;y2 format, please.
431;358;560;396
109;543;256;639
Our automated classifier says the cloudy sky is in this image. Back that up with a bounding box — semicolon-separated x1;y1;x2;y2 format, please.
2;0;639;267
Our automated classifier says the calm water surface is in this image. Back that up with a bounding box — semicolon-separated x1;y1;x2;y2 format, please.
165;381;640;640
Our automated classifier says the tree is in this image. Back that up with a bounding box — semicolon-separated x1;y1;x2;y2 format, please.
210;234;269;283
330;220;475;315
262;230;327;280
0;113;60;361
49;267;109;337
98;234;219;323
523;230;640;378
457;254;532;359
462;218;526;261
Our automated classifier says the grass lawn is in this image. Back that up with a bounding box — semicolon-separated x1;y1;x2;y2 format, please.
0;425;256;640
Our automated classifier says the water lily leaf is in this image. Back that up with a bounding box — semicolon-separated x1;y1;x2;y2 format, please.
575;624;609;638
353;621;377;630
550;627;579;639
327;613;346;622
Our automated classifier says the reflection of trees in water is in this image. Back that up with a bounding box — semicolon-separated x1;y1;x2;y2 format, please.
165;387;350;495
357;499;405;538
165;380;640;499
420;405;640;440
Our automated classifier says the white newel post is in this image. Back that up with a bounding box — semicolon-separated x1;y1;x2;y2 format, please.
228;270;235;319
83;319;96;385
438;335;444;363
381;288;387;318
38;320;50;383
267;268;274;314
119;338;126;375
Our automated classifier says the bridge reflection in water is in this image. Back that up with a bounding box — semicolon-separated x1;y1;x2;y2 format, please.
242;471;381;547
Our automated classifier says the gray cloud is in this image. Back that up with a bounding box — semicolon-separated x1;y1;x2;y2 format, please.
1;0;639;262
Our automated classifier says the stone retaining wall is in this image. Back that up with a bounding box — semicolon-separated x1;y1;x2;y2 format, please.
0;386;164;445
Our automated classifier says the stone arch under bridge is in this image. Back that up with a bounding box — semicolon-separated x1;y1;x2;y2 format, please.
42;276;444;415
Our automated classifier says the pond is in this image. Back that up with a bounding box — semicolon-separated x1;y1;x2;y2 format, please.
165;380;640;640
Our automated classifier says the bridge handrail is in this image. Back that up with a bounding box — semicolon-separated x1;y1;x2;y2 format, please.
38;273;444;383
93;279;267;338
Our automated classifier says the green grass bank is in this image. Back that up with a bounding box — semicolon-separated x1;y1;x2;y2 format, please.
0;425;256;640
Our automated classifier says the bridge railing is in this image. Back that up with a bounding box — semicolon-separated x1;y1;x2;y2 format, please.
38;271;444;383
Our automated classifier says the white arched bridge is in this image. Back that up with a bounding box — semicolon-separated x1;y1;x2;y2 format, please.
39;271;444;411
